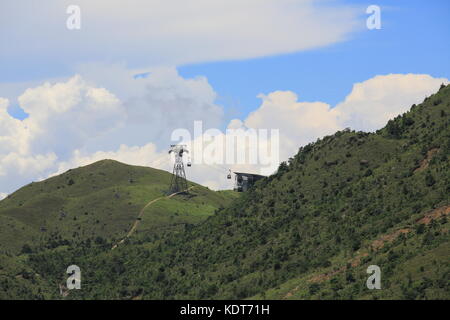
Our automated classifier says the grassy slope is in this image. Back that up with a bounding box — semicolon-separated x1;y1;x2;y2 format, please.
2;85;449;300
135;189;237;240
0;160;237;254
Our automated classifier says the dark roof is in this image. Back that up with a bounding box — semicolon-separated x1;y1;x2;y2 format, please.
233;172;266;179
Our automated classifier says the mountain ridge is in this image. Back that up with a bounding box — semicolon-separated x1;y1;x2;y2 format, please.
1;84;449;299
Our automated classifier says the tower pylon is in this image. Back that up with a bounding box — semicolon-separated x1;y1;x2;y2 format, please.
168;144;189;194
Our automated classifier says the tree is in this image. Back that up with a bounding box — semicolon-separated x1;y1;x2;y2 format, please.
21;244;33;254
425;172;436;187
386;120;401;138
277;161;289;174
308;283;320;295
416;224;425;234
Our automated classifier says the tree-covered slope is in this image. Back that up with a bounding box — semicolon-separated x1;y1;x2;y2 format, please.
2;84;449;300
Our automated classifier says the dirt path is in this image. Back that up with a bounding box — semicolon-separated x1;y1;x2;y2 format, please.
414;148;440;173
283;204;450;298
111;186;194;250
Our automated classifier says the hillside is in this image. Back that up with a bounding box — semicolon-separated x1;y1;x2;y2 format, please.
1;84;449;300
0;160;237;255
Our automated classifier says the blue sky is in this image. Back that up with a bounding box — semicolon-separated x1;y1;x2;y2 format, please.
178;0;450;118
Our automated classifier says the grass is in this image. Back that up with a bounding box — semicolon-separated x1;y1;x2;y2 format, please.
0;159;238;254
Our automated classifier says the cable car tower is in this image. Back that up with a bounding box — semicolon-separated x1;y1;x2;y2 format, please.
168;144;190;194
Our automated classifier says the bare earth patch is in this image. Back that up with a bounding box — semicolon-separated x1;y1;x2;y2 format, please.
416;205;450;225
301;204;449;290
413;148;439;173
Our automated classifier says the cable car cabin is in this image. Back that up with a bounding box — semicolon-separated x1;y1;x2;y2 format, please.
233;172;265;192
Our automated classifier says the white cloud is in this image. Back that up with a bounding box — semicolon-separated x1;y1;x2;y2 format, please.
0;152;57;179
53;143;169;176
0;193;7;200
229;73;448;170
0;72;447;194
244;91;341;161
0;66;226;193
48;138;236;190
18;75;126;158
0;98;25;154
1;0;360;68
74;64;224;152
334;74;449;131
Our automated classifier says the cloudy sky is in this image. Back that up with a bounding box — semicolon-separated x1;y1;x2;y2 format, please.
1;0;449;197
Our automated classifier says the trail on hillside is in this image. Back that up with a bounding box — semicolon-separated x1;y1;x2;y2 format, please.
283;204;450;299
111;186;194;250
413;148;440;173
307;205;450;283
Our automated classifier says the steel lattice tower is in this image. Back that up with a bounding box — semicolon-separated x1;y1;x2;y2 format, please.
168;144;189;194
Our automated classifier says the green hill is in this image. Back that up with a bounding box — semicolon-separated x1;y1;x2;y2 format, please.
0;160;237;255
1;84;449;300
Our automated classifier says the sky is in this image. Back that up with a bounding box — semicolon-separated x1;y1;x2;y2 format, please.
0;0;449;197
178;0;450;118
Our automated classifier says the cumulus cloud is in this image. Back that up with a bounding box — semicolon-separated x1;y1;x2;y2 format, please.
74;64;224;151
229;73;448;170
0;66;226;193
0;72;447;193
0;96;60;186
1;0;360;69
53;73;447;190
334;74;449;131
0;76;124;194
53;143;169;176
0;97;25;154
18;75;126;158
243;91;341;161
